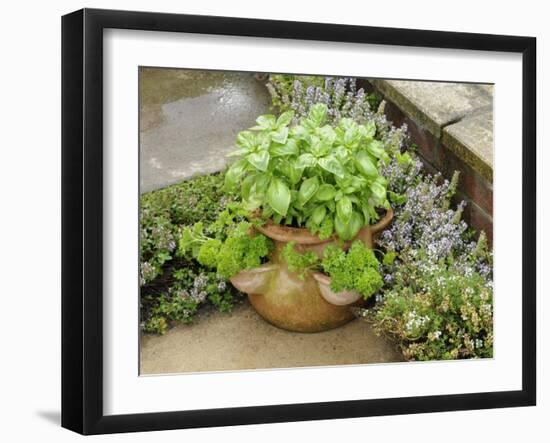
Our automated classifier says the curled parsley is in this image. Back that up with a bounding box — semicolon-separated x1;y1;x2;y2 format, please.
178;218;272;279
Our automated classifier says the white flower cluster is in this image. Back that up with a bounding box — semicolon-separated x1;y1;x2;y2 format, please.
405;310;430;333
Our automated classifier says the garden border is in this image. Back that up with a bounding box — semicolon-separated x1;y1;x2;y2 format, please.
62;8;536;435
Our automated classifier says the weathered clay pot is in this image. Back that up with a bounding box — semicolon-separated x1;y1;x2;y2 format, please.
230;208;393;333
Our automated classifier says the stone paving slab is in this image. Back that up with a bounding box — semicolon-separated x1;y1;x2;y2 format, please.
140;301;403;375
139;68;271;193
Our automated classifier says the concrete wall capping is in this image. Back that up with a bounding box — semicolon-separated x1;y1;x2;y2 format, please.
442;110;493;182
370;79;494;181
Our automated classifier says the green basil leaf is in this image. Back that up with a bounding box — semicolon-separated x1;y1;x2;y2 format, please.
308;103;327;127
334;215;351;240
338;118;355;132
366;139;389;162
344;126;361;148
313;136;333;157
355;151;378;178
223;159;247;191
336;196;352;224
236;130;256;149
298;177;319;206
310;205;326;225
348;211;364;239
243;173;269;210
242;193;263;211
365;205;378;224
240;174;256;201
271;127;289;144
317;125;336;145
276;111;294;128
226;148;251;158
371;180;387;202
246;150;270;172
288;162;304;185
334;211;363;240
252;114;276;130
254;173;271;194
318;156;345;178
277;159;302;184
361;120;376;139
270;138;298;157
267;178;291;216
315;184;336;201
291;125;310;141
296;153;317;169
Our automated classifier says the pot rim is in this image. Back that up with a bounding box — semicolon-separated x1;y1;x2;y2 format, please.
254;207;393;245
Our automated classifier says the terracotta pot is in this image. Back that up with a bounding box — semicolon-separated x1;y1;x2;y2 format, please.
230;208;393;333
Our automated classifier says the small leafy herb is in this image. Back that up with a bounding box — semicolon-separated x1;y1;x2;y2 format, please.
321;241;383;299
280;239;383;300
178;219;273;279
215;227;272;278
281;241;320;279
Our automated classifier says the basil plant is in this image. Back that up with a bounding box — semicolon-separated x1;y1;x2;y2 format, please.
224;103;390;240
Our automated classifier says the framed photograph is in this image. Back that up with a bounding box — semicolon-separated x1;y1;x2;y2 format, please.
61;8;536;435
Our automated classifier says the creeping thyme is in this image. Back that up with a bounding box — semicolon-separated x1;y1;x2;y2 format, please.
140;172;243;335
372;260;493;361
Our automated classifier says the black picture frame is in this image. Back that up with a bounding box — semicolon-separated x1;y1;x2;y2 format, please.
61;8;537;435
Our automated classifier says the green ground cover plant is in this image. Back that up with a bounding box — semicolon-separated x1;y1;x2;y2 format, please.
139;173;244;334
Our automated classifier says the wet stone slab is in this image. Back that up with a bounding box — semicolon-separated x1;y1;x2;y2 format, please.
139;68;271;193
140;301;404;374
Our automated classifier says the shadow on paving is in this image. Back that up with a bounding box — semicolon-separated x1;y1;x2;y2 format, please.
140;301;404;375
